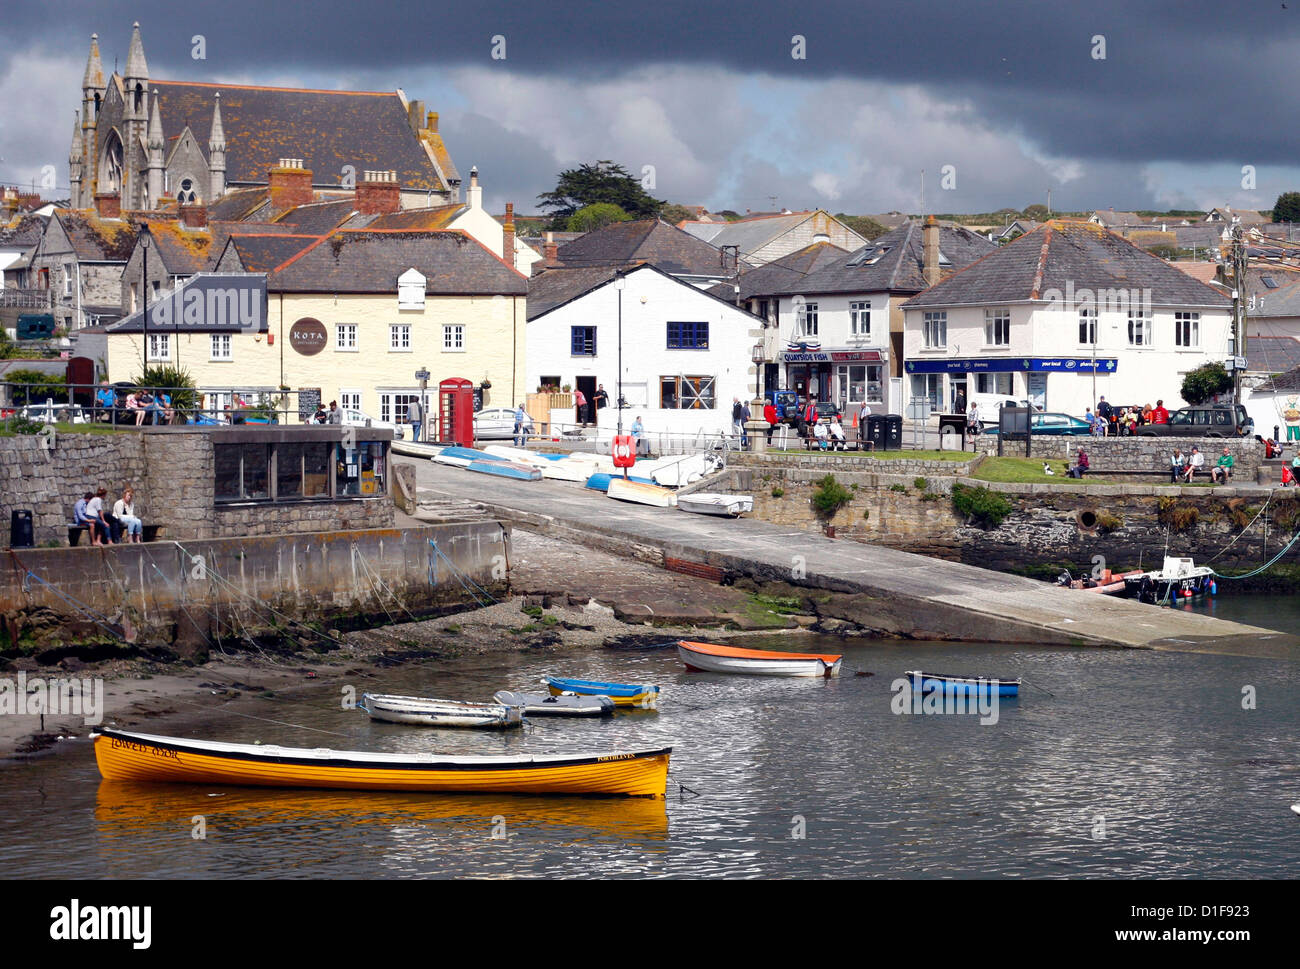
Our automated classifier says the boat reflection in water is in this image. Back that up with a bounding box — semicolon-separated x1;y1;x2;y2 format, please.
94;781;669;878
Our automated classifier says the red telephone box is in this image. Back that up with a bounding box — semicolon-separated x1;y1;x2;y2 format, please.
439;377;475;446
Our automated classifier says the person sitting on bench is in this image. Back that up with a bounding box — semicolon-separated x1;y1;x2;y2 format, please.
1067;448;1090;478
1211;447;1235;484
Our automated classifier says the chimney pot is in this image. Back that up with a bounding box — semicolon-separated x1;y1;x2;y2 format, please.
356;170;402;214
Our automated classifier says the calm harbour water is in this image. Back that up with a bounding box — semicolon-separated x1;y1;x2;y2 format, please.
1;595;1298;879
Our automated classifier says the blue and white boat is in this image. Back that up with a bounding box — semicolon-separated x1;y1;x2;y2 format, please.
544;676;660;708
433;446;507;468
466;459;542;480
585;472;657;492
905;671;1021;697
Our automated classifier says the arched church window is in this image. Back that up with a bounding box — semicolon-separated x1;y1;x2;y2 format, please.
178;177;197;204
134;83;143;112
102;134;123;194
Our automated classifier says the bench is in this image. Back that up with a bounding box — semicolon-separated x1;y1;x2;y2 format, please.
143;524;164;543
67;522;89;546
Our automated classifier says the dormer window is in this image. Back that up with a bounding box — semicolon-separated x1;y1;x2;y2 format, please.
398;268;426;309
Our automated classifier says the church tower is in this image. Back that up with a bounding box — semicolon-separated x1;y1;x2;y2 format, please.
121;22;150;210
77;33;105;208
208;92;227;200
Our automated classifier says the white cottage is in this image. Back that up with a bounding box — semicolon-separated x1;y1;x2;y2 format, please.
526;263;766;437
901;221;1234;418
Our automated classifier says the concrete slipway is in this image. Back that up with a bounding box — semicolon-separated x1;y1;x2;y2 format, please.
403;459;1298;658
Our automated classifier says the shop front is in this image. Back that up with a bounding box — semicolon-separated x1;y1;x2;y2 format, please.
780;348;887;416
904;356;1118;417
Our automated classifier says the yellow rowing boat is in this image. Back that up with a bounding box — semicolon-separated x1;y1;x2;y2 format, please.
92;729;671;797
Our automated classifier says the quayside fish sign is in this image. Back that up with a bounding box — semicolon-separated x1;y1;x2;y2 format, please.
143;273;267;332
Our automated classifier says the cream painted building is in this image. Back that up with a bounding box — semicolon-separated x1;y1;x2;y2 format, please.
80;229;527;425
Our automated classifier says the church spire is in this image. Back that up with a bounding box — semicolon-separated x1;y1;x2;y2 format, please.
124;21;149;81
208;92;227;199
82;33;104;91
147;93;165;208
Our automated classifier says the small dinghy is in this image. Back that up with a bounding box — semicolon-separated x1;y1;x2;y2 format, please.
92;728;670;796
482;445;553;466
608;478;677;507
650;453;722;487
391;440;444;460
434;446;507;468
905;671;1021;697
677;640;842;677
545;676;659;708
585;472;657;492
359;693;524;729
493;690;615;717
677;493;753;517
466;459;542;481
542;457;601;482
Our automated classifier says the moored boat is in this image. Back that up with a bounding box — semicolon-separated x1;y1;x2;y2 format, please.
677;493;754;517
607;478;677;507
649;453;721;487
1123;556;1217;605
92;728;671;796
541;458;600;482
905;671;1021;697
433;446;507;468
493;690;615;717
359;693;524;729
544;676;660;708
585;472;657;492
677;640;842;677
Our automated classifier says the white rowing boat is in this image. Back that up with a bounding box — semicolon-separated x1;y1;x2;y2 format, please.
493;690;615;717
677;640;842;677
677;493;753;517
608;478;677;507
360;693;524;729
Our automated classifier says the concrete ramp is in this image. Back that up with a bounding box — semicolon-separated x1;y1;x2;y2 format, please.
406;459;1298;658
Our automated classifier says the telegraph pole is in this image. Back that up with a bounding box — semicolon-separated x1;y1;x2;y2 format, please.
1230;224;1247;402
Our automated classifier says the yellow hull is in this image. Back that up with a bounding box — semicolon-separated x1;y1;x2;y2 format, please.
545;684;657;708
93;730;670;797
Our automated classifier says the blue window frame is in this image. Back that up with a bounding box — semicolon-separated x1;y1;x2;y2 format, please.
667;321;709;349
571;326;596;356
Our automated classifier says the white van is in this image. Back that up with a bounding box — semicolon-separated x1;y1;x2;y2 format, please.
967;394;1033;427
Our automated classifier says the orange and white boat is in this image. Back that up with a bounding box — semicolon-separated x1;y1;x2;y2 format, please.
92;728;671;797
677;640;842;678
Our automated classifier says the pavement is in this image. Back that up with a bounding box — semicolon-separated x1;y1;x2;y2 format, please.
397;456;1300;658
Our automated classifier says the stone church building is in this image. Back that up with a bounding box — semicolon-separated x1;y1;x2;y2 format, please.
69;23;461;214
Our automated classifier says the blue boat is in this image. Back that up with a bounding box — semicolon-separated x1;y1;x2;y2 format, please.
544;676;660;708
466;459;542;480
584;472;657;492
905;671;1021;697
437;446;508;465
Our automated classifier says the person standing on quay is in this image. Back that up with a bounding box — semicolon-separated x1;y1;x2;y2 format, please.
592;384;609;419
406;397;423;443
1152;399;1170;424
574;387;588;428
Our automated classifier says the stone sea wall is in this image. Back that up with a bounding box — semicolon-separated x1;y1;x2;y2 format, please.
978;435;1263;481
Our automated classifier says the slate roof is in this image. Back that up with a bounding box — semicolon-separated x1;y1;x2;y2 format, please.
274;198;359;235
149;80;445;192
1248;266;1300;298
552;219;728;276
207;186;272;223
218;234;322;273
768;222;996;298
363;204;465;231
1253;278;1300;318
1169;261;1221;286
1254;362;1300;391
53;210;140;261
681;212;811;250
1245;336;1300;375
1208;207;1268;225
903;221;1232;309
1091;209;1144;227
266;229;526;295
527;266;621;320
705;241;847;301
0;214;48;249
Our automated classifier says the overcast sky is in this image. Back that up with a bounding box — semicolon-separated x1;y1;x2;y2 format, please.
3;0;1298;216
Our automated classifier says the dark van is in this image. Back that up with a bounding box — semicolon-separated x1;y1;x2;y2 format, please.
1138;404;1253;437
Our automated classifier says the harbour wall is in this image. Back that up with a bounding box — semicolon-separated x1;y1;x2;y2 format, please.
975;435;1264;482
0;522;509;661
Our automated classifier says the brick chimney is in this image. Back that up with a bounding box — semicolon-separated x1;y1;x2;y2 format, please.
544;230;558;263
179;202;207;229
268;158;314;214
94;191;121;219
503;203;516;268
356;170;402;215
427;111;439;133
923;215;940;287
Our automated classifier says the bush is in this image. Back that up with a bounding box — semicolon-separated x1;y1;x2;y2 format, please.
6;369;66;405
914;477;928;490
951;482;1013;528
811;473;854;518
889;483;908;493
1156;496;1199;531
771;487;785;498
135;365;200;420
862;508;871;521
1096;510;1124;532
1180;363;1232;406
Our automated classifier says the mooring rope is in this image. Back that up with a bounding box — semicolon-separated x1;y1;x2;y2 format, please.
428;539;498;606
1205;493;1275;565
1210;529;1300;580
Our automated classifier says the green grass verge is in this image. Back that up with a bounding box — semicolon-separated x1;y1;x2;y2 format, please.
765;448;973;461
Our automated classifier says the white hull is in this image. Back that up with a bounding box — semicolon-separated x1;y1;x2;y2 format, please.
541;458;598;482
482;445;551;466
676;646;840;677
361;694;523;729
391;440;444;459
433;454;473;468
678;493;753;516
608;479;677;507
651;454;718;487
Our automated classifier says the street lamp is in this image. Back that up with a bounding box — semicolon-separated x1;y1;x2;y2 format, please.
139;223;152;375
615;271;626;437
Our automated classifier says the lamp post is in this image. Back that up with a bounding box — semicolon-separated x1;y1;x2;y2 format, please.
748;340;769;453
139;223;152;376
615;271;625;437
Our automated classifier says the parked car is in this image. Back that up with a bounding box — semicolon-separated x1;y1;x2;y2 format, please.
983;412;1092;436
16;403;89;425
339;408;404;439
763;389;801;421
1137;405;1253;438
474;407;521;440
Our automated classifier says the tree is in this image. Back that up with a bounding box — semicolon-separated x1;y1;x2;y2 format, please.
566;203;632;233
1271;192;1300;223
537;160;664;230
1181;362;1232;405
836;214;888;241
658;203;697;225
6;369;65;405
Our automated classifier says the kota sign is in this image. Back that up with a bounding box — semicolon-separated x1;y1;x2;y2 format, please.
289;317;328;356
144;273;267;332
